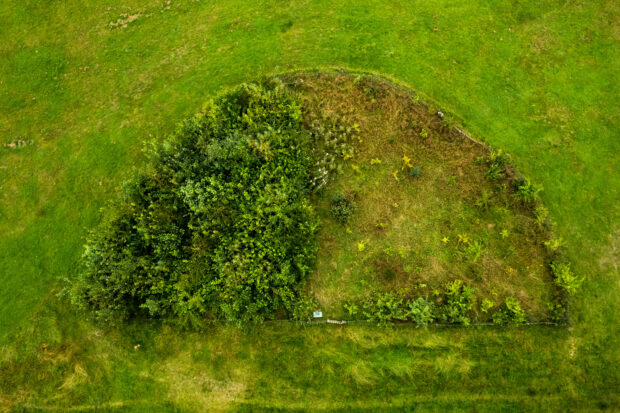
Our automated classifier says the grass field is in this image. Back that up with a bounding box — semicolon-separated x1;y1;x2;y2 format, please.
1;0;619;410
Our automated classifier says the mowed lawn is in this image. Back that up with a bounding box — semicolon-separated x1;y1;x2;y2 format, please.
1;0;618;410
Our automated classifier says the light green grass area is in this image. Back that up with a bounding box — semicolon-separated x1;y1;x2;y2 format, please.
1;0;618;410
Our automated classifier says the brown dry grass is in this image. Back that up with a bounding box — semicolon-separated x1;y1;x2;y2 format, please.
284;72;557;321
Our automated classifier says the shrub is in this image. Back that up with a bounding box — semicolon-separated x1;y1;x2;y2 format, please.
409;166;421;179
548;302;567;324
330;193;356;223
406;297;435;327
550;261;584;295
512;177;542;203
485;149;509;181
480;298;495;313
491;296;526;324
289;294;317;322
363;292;406;325
69;82;320;325
440;280;475;325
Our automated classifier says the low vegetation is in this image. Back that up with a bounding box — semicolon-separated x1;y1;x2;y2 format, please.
291;73;575;324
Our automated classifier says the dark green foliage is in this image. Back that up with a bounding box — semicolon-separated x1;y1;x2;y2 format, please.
484;149;509;180
440;280;475;325
409;166;421;178
69;83;320;325
491;296;526;324
548;302;567;324
512;177;543;203
330;192;356;224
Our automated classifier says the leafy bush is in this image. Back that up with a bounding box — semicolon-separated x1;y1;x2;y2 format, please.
330;192;356;224
69;82;320;325
440;280;475;325
290;294;318;322
363;292;406;325
550;261;584;295
491;296;526;324
406;297;435;327
480;298;495;313
548;302;567;324
512;177;542;203
409;166;421;179
485;149;509;180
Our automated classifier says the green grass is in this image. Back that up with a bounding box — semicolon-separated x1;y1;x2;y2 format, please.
1;0;619;410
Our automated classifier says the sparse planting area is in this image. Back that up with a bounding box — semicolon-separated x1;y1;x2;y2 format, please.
292;73;568;324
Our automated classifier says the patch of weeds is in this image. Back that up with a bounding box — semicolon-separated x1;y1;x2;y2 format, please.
457;239;485;263
330;192;356;224
361;292;435;327
307;111;359;191
484;149;509;181
480;298;495;313
440;280;475;325
344;302;359;317
491;296;526;324
290;294;317;322
363;292;406;325
512;177;542;203
534;205;549;226
406;297;436;327
550;261;583;295
544;236;563;253
547;302;567;324
475;190;493;210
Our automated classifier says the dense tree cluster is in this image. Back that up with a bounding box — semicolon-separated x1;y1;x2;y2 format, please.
70;82;319;326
